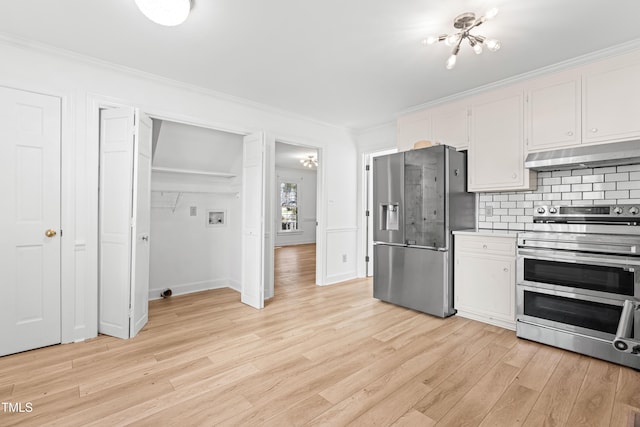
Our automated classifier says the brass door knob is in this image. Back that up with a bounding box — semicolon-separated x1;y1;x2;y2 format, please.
45;229;57;238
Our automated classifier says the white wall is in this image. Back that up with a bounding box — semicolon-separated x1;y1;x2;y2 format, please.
0;38;359;344
150;192;242;299
275;166;317;246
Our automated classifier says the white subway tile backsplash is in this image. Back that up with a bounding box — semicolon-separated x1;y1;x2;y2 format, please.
562;192;582;200
605;172;629;182
582;174;605;183
617;181;640;190
593;167;617;174
561;176;582;184
479;163;640;230
525;194;543;201
517;201;533;208
543;177;562;185
582;191;605;200
593;182;616;191
605;190;629;199
618;165;640;172
571;183;592;192
571;168;594;176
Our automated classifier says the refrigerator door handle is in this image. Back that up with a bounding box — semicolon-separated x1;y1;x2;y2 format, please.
374;242;406;247
406;244;448;251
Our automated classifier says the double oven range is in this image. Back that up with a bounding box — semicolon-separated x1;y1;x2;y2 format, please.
517;205;640;369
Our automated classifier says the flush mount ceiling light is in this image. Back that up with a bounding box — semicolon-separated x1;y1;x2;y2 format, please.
300;155;318;168
423;7;501;70
135;0;191;26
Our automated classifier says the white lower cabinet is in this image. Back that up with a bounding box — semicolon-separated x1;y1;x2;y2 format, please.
454;233;516;330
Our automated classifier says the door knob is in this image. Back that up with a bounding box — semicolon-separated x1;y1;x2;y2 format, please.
45;229;57;238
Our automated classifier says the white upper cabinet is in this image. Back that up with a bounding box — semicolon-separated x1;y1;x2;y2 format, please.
468;87;535;192
430;101;470;150
582;51;640;144
526;70;581;152
396;109;430;152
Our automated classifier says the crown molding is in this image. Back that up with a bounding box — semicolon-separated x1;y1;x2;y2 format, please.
397;37;640;118
0;31;350;134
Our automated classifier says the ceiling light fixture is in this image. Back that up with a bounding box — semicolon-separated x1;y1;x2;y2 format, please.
300;155;318;168
423;7;501;70
135;0;191;27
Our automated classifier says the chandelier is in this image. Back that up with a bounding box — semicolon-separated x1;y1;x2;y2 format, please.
300;155;318;168
423;8;501;70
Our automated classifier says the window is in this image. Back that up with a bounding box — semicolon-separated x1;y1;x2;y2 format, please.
280;182;298;231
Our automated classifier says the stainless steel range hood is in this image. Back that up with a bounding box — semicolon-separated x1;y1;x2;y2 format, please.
525;140;640;171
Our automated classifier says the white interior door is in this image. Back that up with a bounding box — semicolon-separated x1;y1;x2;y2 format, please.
130;112;152;337
241;132;266;309
99;107;151;338
0;87;61;356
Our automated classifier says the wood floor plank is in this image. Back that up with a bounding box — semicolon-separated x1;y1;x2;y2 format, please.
565;358;619;427
522;352;591;427
0;243;638;426
390;409;436;427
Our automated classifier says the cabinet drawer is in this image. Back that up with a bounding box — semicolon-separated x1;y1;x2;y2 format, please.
455;235;516;256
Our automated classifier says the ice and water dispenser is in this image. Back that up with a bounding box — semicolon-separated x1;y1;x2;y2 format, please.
379;203;400;231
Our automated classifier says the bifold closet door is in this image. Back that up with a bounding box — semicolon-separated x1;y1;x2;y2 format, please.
99;107;151;339
0;88;62;356
241;132;266;309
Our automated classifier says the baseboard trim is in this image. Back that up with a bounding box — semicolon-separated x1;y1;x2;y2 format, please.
149;279;239;300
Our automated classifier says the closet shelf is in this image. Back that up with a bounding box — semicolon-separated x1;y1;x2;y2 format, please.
151;189;240;212
152;166;236;178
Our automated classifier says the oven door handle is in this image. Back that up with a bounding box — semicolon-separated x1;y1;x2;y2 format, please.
519;239;638;254
613;300;640;355
517;248;640;269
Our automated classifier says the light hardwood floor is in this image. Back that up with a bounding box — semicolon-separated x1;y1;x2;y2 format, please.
1;243;639;426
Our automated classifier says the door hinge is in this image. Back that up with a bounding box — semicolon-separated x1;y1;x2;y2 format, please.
129;306;133;318
365;255;370;262
365;210;370;217
365;164;370;171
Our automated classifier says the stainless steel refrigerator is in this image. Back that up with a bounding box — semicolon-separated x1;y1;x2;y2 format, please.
373;145;475;317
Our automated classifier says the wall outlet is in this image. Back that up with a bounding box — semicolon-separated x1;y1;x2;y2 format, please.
342;254;347;263
485;206;493;217
190;206;197;216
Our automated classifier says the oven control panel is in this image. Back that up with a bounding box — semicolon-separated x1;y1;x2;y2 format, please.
534;204;640;222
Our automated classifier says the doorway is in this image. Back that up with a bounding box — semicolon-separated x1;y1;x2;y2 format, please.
274;141;319;292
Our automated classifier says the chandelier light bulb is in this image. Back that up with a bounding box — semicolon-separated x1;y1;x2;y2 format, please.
473;43;483;54
486;39;501;51
424;35;439;45
445;34;460;46
485;8;499;20
135;0;191;26
446;54;457;70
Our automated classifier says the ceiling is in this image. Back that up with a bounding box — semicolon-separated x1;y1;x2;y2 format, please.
276;142;318;172
2;1;640;130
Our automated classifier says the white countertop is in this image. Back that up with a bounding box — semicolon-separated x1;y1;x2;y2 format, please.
452;228;521;238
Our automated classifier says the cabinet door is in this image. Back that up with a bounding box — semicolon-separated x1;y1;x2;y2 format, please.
455;251;515;322
397;110;431;152
431;102;469;150
583;52;640;143
526;72;581;152
469;88;534;192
